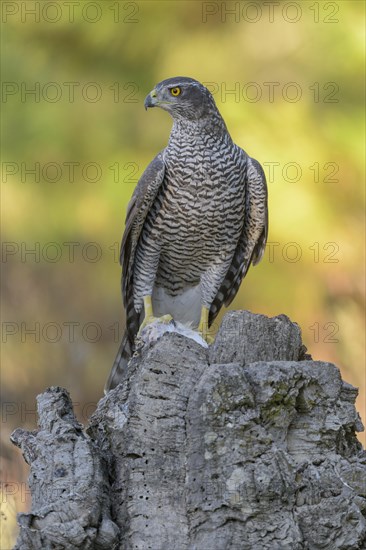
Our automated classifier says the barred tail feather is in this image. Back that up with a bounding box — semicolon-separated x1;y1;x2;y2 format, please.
104;331;133;393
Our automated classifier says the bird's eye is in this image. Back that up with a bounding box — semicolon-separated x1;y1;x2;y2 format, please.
170;87;181;97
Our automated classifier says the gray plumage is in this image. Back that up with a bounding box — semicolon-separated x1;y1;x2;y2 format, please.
105;77;268;391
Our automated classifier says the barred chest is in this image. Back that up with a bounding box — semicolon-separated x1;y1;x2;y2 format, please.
155;137;247;265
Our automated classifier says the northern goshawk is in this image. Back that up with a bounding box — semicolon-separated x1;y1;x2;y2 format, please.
105;77;268;391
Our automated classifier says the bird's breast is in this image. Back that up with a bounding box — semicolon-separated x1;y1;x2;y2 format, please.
155;146;246;262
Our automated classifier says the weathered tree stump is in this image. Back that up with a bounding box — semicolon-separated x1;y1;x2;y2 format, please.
11;388;119;549
12;311;366;549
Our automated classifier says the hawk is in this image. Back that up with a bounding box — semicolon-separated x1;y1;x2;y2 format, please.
105;77;268;391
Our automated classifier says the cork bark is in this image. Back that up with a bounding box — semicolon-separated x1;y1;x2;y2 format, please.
12;311;366;549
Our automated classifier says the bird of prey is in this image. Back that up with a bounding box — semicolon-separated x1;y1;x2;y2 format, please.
105;77;268;391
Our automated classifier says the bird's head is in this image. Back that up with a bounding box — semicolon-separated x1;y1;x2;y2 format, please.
144;77;217;121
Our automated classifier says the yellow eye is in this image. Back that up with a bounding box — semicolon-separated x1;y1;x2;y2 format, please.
170;87;181;96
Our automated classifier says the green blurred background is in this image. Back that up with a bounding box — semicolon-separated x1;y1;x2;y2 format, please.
1;0;365;544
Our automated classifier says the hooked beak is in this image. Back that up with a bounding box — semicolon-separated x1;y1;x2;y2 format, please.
144;89;158;110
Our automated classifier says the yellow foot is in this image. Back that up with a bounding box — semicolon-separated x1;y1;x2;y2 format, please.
138;313;173;336
199;330;215;345
137;296;173;336
197;306;215;344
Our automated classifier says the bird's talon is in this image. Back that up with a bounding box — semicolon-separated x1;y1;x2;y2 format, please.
159;314;174;324
198;329;215;345
137;313;173;337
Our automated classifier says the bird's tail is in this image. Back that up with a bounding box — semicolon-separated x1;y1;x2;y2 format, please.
104;331;133;393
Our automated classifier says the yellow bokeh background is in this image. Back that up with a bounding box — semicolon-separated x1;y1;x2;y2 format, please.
1;1;365;545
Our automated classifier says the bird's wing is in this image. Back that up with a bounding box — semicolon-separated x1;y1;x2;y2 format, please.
209;154;268;325
120;151;166;312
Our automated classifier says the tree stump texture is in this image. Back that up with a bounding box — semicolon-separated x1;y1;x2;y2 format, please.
11;311;366;549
